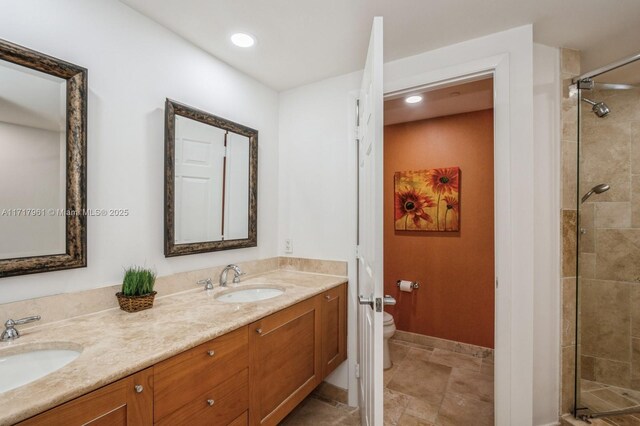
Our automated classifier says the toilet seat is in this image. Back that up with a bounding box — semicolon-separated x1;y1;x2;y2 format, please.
383;312;394;326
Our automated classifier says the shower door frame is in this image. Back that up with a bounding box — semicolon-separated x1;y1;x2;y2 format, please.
573;52;640;421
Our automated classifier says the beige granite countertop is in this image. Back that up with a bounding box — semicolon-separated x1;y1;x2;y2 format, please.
0;270;347;425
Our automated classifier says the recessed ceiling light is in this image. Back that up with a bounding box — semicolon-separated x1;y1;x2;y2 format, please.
405;95;423;104
231;33;255;48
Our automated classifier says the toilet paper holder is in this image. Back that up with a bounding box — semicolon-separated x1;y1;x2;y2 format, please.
396;280;420;289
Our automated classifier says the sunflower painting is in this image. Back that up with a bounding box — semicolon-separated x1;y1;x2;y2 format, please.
394;167;460;231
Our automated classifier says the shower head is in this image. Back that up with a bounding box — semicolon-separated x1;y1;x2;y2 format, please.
582;97;610;117
581;184;610;203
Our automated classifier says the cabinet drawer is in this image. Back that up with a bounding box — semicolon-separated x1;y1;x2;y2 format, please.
155;368;248;426
154;326;248;422
18;367;153;426
229;411;248;426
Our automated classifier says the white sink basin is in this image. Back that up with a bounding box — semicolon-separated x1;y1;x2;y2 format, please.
215;285;285;303
0;345;81;393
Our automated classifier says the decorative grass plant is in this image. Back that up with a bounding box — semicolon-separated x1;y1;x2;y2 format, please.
116;266;157;313
122;267;156;296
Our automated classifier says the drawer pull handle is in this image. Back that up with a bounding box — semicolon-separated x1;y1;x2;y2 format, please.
325;295;331;300
134;385;143;393
207;399;215;406
256;328;262;334
207;350;215;357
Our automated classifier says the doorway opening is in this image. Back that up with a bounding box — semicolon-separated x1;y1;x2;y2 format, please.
382;76;496;425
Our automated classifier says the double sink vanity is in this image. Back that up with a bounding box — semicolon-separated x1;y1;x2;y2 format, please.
0;268;348;425
0;33;347;426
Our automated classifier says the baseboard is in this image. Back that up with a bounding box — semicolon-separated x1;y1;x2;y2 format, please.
393;330;494;359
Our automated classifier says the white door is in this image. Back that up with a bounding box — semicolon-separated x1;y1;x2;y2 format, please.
174;116;226;243
357;16;384;426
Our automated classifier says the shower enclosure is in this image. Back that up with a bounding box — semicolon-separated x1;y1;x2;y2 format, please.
574;53;640;420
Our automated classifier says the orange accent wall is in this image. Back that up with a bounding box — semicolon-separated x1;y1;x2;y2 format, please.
384;109;495;348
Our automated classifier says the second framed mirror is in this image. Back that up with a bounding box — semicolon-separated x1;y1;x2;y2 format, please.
164;99;257;257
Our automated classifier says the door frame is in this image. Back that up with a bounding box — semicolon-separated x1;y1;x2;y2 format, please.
347;26;535;425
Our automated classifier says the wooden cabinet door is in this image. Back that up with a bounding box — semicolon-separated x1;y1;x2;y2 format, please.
18;367;154;426
248;296;322;426
321;283;347;378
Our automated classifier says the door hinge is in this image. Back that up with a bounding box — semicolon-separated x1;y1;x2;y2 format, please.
355;363;360;379
495;278;498;289
356;99;360;127
577;78;594;90
355;245;360;259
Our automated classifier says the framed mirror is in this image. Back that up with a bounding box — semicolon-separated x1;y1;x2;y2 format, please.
164;99;257;256
0;39;87;278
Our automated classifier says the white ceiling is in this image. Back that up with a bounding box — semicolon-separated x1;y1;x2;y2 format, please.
384;78;493;126
120;0;640;91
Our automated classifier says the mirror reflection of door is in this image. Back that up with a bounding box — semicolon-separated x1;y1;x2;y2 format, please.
174;116;225;244
173;116;250;245
0;60;66;259
224;131;249;240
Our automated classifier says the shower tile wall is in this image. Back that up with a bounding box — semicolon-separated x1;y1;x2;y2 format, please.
579;82;640;390
560;48;580;415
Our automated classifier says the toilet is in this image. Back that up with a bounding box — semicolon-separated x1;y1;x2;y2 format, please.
383;311;396;369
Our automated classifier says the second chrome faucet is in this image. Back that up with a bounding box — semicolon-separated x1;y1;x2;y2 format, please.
219;264;244;287
196;264;245;291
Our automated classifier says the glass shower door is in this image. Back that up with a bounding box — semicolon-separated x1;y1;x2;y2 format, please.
576;57;640;420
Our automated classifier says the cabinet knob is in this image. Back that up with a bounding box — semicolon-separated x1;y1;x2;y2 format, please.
207;399;215;406
325;295;331;300
207;350;215;357
256;328;262;334
134;385;143;393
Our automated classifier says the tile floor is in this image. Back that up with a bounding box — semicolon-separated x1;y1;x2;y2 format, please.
282;338;494;425
578;379;640;425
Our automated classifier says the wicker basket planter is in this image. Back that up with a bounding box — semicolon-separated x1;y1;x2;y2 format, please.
116;291;157;313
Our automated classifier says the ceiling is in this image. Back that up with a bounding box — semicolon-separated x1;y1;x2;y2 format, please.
120;0;640;91
384;78;493;126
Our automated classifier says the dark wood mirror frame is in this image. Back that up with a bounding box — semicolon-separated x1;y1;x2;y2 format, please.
164;99;258;257
0;39;87;278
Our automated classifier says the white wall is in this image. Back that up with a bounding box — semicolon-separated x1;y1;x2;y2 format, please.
532;43;561;426
0;0;279;303
279;28;561;424
278;70;362;393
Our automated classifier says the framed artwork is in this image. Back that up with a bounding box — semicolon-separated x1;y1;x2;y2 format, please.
394;167;460;231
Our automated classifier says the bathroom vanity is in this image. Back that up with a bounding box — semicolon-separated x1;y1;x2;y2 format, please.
2;271;347;426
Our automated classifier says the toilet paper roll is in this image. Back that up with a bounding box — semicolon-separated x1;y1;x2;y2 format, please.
398;280;414;293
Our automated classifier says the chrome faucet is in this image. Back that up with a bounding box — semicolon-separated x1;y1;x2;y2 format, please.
1;315;41;341
197;278;214;290
219;264;244;287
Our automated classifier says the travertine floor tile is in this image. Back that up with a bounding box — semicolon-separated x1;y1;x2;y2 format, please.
387;358;452;404
446;368;494;403
389;341;410;365
288;340;494;426
404;395;439;422
384;388;411;425
590;388;637;409
397;413;436;426
280;397;359;425
436;392;494;426
429;348;482;372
